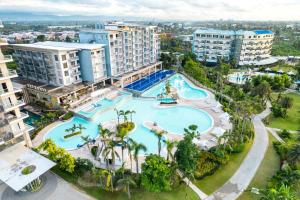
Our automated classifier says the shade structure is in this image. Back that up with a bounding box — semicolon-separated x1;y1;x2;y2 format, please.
0;143;56;191
211;127;226;137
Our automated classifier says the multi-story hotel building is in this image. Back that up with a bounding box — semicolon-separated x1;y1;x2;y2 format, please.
0;39;32;149
79;22;161;77
12;42;107;86
192;29;274;66
12;42;110;109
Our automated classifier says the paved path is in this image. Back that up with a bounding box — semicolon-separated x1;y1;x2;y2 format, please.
0;172;93;200
267;127;285;143
204;102;271;200
177;170;208;200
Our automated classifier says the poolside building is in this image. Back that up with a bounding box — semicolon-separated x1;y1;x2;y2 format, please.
12;42;111;109
192;29;274;66
79;22;161;77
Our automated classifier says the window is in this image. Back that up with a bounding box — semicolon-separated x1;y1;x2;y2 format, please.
54;55;59;61
61;55;66;61
63;63;68;69
64;71;69;76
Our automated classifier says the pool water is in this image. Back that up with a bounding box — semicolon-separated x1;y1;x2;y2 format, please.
78;95;125;118
143;74;208;99
45;74;213;154
22;109;41;126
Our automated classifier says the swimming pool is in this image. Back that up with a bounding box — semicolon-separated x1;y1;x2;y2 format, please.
143;74;208;99
45;74;214;154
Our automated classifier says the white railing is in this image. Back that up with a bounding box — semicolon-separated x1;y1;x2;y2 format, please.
0;69;17;79
0;55;13;63
2;99;25;110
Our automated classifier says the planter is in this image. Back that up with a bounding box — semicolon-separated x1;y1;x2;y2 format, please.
22;165;36;175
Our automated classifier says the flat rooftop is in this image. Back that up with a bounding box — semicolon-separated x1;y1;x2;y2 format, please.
0;143;56;191
12;41;106;51
195;29;274;36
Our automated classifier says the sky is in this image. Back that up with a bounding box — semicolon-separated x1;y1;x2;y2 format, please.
0;0;300;21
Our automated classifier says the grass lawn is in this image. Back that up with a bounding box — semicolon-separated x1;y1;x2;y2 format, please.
51;167;200;200
269;93;300;131
238;134;280;200
270;65;297;73
193;140;253;195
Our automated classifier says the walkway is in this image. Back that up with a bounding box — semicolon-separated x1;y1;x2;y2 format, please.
266;127;285;143
204;102;271;200
0;172;94;200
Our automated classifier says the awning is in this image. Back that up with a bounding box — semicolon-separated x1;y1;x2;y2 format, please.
0;143;56;191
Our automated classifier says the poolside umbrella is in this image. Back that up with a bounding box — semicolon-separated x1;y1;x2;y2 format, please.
287;71;295;76
211;127;226;137
278;69;284;74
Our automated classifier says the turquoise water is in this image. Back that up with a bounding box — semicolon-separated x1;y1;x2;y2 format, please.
142;74;208;99
22;109;41;126
78;95;124;118
45;74;213;154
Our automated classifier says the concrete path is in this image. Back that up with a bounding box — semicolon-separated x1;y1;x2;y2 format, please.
266;127;285;143
177;170;208;200
204;102;271;200
0;172;94;200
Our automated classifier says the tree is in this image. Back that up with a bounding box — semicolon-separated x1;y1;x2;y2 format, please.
131;140;147;173
36;34;45;42
117;176;136;199
37;139;75;173
165;140;177;161
260;184;297;200
129;110;136;123
152;129;167;156
81;135;91;150
102;141;120;169
141;154;173;192
287;144;300;167
253;80;272;105
116;128;128;162
114;108;121;125
280;96;293;109
65;36;72;42
175;126;200;174
74;158;93;176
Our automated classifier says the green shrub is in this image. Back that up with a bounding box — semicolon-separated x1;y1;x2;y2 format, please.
62;111;73;120
64;131;81;139
91;146;97;157
117;122;135;133
279;129;291;140
74;158;93;177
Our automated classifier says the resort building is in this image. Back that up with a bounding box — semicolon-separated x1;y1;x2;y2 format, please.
192;29;274;66
12;42;111;109
0;39;33;149
79;22;161;77
12;41;108;86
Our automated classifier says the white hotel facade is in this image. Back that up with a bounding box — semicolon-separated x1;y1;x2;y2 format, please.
80;22;161;77
192;29;274;66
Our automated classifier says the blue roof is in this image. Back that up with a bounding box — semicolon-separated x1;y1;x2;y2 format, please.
254;30;273;34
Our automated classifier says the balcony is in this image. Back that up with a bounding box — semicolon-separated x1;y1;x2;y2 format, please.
1;99;25;112
0;87;22;97
6;112;29;124
12;124;35;138
0;55;13;63
0;70;18;80
0;132;14;145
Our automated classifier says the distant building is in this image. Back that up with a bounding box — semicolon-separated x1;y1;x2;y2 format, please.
80;22;161;77
0;20;3;28
192;29;274;66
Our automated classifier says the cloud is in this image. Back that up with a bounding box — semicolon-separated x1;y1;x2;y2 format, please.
0;0;300;20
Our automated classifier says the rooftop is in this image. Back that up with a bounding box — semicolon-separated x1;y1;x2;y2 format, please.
0;143;56;191
194;29;274;36
12;41;106;51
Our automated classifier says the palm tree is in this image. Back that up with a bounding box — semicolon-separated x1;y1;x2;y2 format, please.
119;110;125;123
114;108;121;125
165;139;177;161
129;110;136;123
117;176;136;199
78;124;86;133
132;142;147;173
98;124;112;148
81;135;91;150
116;128;128;162
102;141;120;170
152;129;167;156
123;110;131;123
126;138;135;172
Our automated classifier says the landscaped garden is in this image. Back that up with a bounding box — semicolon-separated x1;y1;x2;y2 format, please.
267;93;300;131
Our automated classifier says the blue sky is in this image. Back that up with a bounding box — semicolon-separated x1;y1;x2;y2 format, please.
0;0;300;21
